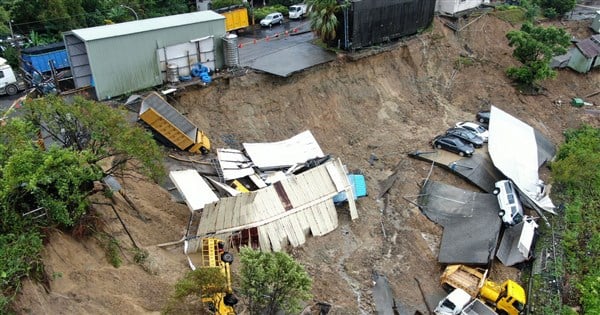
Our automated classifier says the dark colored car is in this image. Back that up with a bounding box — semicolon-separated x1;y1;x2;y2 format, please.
445;127;484;148
476;110;490;124
432;135;475;157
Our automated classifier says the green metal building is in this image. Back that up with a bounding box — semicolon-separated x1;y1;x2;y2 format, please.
64;11;226;100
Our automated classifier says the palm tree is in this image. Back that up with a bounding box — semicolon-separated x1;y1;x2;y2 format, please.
306;0;349;43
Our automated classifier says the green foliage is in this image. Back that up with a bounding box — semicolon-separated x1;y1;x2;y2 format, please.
0;95;166;312
211;0;244;10
551;125;600;314
493;6;527;25
306;0;349;43
0;233;43;312
163;267;228;314
253;5;288;20
267;0;302;6
543;7;558;19
238;247;312;314
505;22;570;86
538;0;576;17
24;96;165;181
106;236;122;268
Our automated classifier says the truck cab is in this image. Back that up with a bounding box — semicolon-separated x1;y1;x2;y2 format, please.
289;4;308;19
0;57;27;96
479;279;526;315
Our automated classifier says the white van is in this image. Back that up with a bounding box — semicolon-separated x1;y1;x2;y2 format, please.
493;180;524;226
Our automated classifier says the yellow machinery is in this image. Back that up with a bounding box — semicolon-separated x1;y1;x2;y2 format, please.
139;92;211;154
218;7;249;32
199;238;237;314
440;264;526;315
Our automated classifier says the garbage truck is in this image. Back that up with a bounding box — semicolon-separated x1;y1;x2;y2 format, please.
440;264;526;315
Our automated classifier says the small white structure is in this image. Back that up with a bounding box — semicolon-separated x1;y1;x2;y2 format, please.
591;10;600;34
243;130;325;170
436;0;490;16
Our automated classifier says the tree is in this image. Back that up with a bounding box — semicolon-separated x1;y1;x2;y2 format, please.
0;95;165;313
505;22;570;87
238;247;312;314
306;0;349;43
23;95;165;181
163;267;230;314
538;0;576;17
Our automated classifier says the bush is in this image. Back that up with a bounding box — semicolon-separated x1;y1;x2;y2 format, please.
252;5;289;20
0;233;43;313
211;0;245;10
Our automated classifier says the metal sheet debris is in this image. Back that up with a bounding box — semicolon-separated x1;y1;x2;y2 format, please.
488;106;555;214
418;180;502;264
169;169;219;212
496;217;538;266
243;130;325;170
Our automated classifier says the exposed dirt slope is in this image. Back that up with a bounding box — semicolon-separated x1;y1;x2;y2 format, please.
14;14;600;314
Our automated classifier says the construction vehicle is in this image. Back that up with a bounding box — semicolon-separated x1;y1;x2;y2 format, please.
139;92;211;154
199;237;238;314
440;264;526;315
215;6;249;33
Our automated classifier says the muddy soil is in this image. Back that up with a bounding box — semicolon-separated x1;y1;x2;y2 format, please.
13;14;600;315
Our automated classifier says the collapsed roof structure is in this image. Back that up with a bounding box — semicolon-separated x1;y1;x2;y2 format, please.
169;131;360;254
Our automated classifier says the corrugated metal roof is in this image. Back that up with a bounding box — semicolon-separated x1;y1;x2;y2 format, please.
68;11;224;41
575;35;600;58
196;158;358;251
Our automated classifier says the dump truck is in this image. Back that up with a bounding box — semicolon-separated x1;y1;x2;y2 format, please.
139;92;211;154
440;264;526;315
216;6;249;32
198;237;238;314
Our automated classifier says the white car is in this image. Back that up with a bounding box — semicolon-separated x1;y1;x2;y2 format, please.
455;121;489;142
260;12;284;27
434;288;472;315
493;180;524;226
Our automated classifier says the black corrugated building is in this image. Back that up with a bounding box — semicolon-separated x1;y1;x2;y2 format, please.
338;0;436;51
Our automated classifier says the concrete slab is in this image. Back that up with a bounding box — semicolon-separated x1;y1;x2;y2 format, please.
238;31;335;77
418;180;502;265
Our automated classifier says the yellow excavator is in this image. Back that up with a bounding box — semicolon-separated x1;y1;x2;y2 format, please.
199;238;238;314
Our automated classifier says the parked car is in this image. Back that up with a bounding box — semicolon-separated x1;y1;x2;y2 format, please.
493;180;524;226
432;135;474;157
455;121;489;142
445;127;484;148
260;12;284;27
476;110;490;125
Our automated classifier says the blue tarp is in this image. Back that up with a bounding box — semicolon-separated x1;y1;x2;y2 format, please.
333;174;367;203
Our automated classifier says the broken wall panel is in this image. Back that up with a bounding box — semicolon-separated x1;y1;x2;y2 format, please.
496;217;538;266
418;180;502;264
409;150;503;193
169;170;219;212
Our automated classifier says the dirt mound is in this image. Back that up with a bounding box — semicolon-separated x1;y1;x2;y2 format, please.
14;14;600;314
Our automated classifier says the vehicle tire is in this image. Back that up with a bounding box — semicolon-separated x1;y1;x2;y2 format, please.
498;210;505;217
224;293;239;306
6;84;18;96
200;146;209;155
279;19;283;25
479;118;485;123
436;144;442;149
492;188;500;195
459;151;465;157
221;252;234;263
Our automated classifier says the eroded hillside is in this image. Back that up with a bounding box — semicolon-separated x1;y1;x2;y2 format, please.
14;14;600;314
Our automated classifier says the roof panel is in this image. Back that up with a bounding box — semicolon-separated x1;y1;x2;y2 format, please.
68;11;224;41
576;35;600;58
